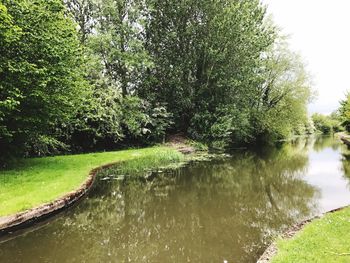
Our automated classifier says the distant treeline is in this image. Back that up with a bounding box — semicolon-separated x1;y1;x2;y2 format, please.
314;93;350;135
0;0;312;163
311;92;350;135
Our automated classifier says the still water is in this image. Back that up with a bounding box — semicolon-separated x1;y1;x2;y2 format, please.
1;136;350;263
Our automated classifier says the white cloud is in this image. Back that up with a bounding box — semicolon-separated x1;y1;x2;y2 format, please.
262;0;350;114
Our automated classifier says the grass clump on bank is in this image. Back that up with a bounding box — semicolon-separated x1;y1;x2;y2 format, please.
0;147;183;217
271;207;350;263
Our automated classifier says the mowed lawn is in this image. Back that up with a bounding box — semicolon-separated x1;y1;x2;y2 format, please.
0;147;183;217
271;207;350;263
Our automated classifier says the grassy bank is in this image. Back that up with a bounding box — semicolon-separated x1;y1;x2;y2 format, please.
0;147;184;217
271;207;350;263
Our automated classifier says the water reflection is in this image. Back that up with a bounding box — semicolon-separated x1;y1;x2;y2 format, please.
340;137;350;187
311;135;341;152
0;136;349;263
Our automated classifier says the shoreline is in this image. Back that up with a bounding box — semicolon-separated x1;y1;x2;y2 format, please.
256;205;349;263
0;162;116;236
0;145;190;237
257;135;350;262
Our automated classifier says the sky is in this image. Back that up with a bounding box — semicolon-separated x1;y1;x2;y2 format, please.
262;0;350;114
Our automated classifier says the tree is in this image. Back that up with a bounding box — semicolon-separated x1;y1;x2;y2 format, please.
64;0;95;44
252;39;313;140
141;0;275;137
339;93;350;132
313;112;342;134
0;3;22;144
0;0;318;160
0;0;87;161
89;0;152;97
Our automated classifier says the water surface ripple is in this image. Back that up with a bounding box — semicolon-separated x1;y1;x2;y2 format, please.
1;136;350;263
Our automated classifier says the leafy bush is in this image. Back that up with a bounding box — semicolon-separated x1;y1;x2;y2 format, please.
304;118;316;135
24;135;69;157
312;113;341;134
122;96;172;143
210;107;254;148
339;94;350;132
63;86;124;152
0;0;87;161
59;92;172;152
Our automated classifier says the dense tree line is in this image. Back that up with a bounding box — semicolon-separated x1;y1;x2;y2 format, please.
315;93;350;135
337;93;350;133
311;113;342;134
0;0;312;163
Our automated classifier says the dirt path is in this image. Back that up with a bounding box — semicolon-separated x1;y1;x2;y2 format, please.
166;133;195;154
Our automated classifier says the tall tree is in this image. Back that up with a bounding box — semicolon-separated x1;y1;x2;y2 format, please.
140;0;204;129
0;3;22;144
253;39;312;140
338;93;350;132
141;0;275;137
64;0;95;44
0;0;87;160
89;0;152;97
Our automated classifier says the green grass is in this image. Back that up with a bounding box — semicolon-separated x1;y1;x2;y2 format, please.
187;140;209;151
0;146;184;217
271;207;350;263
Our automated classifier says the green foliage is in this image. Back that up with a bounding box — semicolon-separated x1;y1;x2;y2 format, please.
61;88;172;152
0;3;22;142
0;0;87;161
312;114;331;134
252;39;313;140
122;96;172;143
0;0;315;160
292;117;315;136
0;3;21;45
141;0;276;137
0;146;183;216
187;37;312;147
64;85;124;151
26;135;70;157
304;118;316;135
187;140;208;152
312;113;342;134
88;0;152;97
121;96;152;138
64;0;95;44
339;93;350;132
139;1;312;148
147;104;173;142
209;106;254;147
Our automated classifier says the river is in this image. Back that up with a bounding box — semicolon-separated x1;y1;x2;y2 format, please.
1;136;350;263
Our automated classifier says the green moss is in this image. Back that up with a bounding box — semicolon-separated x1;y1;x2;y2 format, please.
271;207;350;263
0;146;183;217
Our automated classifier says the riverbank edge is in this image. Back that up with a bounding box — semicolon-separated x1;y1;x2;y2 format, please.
257;135;350;263
0;142;197;236
256;205;350;263
0;161;116;236
339;134;350;146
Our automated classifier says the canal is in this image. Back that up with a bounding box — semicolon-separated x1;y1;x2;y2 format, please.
1;136;350;263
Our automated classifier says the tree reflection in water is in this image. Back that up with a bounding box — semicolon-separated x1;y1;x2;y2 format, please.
340;136;350;184
1;137;340;263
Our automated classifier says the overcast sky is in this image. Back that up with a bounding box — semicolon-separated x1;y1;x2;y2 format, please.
262;0;350;114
